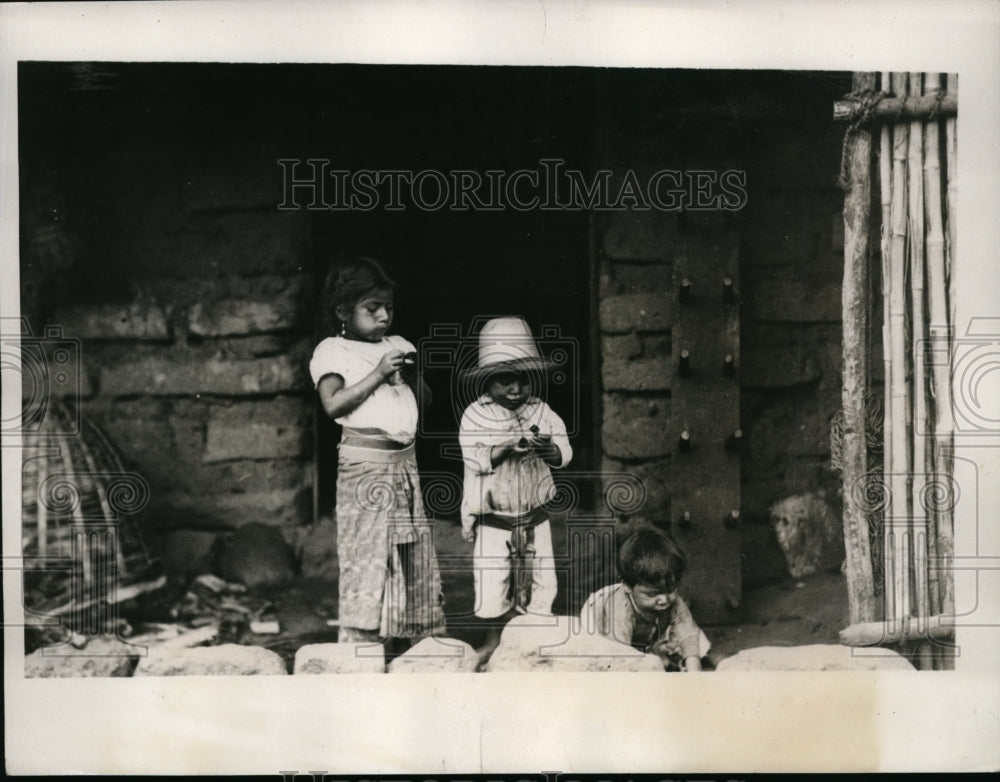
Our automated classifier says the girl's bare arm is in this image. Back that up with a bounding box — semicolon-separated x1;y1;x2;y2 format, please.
316;351;403;419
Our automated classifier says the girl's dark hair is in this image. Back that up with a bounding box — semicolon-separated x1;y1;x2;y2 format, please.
617;527;687;590
317;256;396;339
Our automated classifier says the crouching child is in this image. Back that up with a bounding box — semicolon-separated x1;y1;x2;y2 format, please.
580;527;710;671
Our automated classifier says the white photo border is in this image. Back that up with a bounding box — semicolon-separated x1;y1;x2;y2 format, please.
2;0;999;775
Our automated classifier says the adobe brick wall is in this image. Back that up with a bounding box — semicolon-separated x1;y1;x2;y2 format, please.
595;74;851;583
58;276;315;532
31;134;316;550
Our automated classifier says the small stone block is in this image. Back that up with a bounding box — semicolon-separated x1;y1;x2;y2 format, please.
485;614;664;672
715;644;915;671
25;637;139;678
133;643;288;676
293;642;385;674
387;637;479;673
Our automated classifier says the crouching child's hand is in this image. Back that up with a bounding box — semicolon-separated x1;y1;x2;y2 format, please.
684;655;703;672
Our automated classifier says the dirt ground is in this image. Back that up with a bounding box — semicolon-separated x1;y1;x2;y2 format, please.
245;513;850;669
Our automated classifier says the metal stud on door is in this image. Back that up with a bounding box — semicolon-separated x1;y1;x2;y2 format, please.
670;223;742;624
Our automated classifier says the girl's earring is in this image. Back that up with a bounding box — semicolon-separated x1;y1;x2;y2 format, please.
339;321;346;336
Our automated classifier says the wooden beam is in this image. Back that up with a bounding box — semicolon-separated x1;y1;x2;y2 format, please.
834;92;957;124
839;71;878;624
840;615;954;646
924;73;956;620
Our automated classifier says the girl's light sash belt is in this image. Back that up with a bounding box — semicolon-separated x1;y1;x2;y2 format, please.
339;429;414;463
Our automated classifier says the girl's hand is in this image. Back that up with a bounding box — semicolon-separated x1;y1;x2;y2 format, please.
376;349;406;380
462;526;476;543
684;656;703;672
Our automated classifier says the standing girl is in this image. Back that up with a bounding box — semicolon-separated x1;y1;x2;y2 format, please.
309;257;445;646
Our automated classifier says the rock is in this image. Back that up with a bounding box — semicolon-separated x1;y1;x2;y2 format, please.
214;522;298;588
769;492;845;578
160;530;220;581
485;614;664;672
293;643;385;674
25;636;139;678
387;637;478;673
133;643;288;676
715;644;915;671
296;515;339;580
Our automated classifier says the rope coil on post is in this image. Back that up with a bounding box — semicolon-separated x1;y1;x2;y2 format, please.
838;89;888;189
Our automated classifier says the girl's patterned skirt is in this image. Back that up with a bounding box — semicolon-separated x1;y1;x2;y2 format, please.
335;437;445;640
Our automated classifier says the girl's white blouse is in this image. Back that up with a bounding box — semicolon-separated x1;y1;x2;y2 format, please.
309;335;419;444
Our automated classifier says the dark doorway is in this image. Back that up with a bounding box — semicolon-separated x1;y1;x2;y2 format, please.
308;66;597;522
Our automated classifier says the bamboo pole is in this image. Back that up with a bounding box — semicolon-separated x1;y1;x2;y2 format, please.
840;71;878;624
940;71;958;670
840;614;954;646
945;73;958;310
878;72;893;606
907;70;933;630
908;73;935;669
902;74;917;621
833;92;958;124
886;72;912;626
924;73;955;628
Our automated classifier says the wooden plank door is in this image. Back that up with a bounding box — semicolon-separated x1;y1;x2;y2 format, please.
671;219;743;624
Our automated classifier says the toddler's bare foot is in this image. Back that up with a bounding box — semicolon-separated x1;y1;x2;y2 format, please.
474;630;503;671
474;642;498;671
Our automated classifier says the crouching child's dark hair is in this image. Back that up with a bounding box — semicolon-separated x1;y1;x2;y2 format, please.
617;527;688;592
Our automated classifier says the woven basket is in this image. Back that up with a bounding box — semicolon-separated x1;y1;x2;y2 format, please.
21;402;162;630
